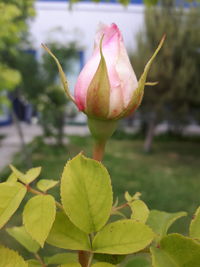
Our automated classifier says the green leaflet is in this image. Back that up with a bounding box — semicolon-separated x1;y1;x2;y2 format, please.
0;245;27;267
190;206;200;240
10;165;41;184
146;210;187;242
46;212;91;251
7;172;18;183
151;247;178;267
60;264;81;267
125;256;151;267
44;253;78;265
130;199;149;223
6;226;40;253
94;253;125;265
92;263;116;267
151;233;200;267
23;195;56;247
92;219;154;254
26;259;41;267
0;182;26;229
36;179;58;192
61;154;113;234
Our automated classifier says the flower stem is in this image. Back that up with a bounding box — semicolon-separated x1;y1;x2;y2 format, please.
78;251;90;267
93;141;106;162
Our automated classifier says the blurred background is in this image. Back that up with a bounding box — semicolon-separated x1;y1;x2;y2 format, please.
0;0;200;264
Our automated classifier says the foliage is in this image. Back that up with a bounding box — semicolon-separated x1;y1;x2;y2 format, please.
131;5;200;151
0;152;199;266
0;0;35;97
1;136;199;228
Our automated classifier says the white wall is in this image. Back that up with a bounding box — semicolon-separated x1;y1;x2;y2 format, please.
30;1;145;61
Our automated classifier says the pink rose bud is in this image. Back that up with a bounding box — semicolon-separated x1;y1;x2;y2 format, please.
75;23;138;120
42;24;165;122
74;23;165;120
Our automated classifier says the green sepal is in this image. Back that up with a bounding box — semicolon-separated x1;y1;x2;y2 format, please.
41;44;75;103
118;35;165;119
86;36;110;119
87;117;118;144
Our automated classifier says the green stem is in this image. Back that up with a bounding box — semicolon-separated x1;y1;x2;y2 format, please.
78;119;117;266
26;184;63;210
87;253;94;267
112;202;129;212
34;253;47;267
87;117;117;162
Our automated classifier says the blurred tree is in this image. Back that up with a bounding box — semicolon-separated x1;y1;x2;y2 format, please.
0;0;35;167
14;41;79;146
0;0;35;95
131;4;200;152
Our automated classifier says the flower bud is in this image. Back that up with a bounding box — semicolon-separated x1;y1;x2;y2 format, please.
74;23;165;121
75;23;138;120
42;24;165;142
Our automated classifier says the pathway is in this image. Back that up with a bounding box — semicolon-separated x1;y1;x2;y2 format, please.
0;123;89;171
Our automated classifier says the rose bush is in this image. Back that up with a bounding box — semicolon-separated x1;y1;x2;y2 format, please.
0;23;198;267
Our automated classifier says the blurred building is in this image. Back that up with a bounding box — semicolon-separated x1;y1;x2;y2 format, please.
31;0;145;58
